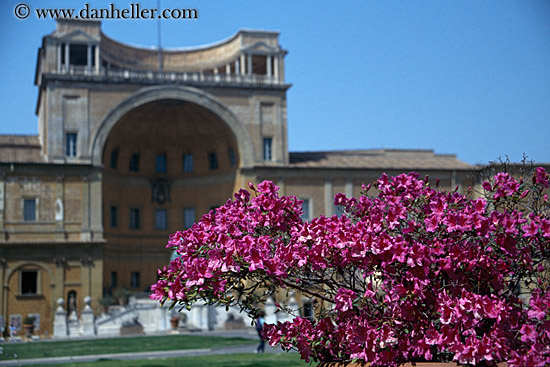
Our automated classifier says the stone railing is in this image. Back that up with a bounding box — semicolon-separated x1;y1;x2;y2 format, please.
59;66;283;86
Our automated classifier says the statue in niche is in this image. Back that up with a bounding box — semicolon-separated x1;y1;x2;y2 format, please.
151;179;171;204
55;198;63;221
67;290;77;320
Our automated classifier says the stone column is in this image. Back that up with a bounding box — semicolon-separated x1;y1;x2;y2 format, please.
240;54;245;75
57;43;62;73
273;55;279;82
87;44;92;74
53;298;68;338
94;45;100;74
64;43;70;72
247;54;252;76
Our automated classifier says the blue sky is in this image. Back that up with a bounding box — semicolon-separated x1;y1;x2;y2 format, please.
1;0;549;165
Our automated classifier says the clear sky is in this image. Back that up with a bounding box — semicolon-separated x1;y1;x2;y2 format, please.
1;0;549;165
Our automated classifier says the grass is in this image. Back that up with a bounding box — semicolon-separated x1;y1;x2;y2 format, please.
16;353;311;367
0;334;256;361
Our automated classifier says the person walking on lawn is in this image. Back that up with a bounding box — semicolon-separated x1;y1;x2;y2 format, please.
254;311;265;353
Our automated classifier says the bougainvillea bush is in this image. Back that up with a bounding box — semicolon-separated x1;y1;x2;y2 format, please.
151;167;550;367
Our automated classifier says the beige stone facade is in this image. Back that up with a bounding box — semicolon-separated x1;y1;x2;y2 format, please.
0;19;476;337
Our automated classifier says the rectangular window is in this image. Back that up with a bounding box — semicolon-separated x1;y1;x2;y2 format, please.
21;270;38;295
23;199;36;222
263;138;272;161
110;206;118;228
183;207;195;229
131;272;140;289
129;208;140;230
183;154;194;172
155;209;167;230
111;271;118;289
208;152;218;170
66;133;77;157
129;154;140;172
156;154;167;173
300;198;311;221
228;148;237;167
110;149;119;169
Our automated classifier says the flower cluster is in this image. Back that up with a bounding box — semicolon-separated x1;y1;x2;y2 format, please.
151;168;550;366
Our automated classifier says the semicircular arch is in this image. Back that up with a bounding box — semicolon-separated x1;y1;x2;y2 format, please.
91;85;255;167
5;261;54;287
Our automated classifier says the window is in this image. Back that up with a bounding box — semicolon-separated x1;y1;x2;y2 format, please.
156;154;167;173
208;152;218;170
228;148;237;167
131;272;140;289
129;154;140;172
110;206;118;228
110;149;119;169
300;199;311;221
263;138;272;161
155;209;167;230
184;207;195;229
66;133;77;157
23;199;36;222
129;208;140;230
21;270;38;295
69;44;88;66
111;272;118;289
182;154;194;172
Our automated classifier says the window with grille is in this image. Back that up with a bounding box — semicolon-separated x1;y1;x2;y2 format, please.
263;138;272;161
66;133;77;157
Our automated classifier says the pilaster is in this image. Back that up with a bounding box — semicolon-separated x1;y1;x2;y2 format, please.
324;178;333;216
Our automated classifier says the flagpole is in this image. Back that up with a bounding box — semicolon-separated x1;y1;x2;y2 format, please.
157;0;162;72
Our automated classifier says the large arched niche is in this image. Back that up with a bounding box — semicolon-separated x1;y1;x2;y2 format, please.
91;85;255;168
101;99;241;179
97;89;250;292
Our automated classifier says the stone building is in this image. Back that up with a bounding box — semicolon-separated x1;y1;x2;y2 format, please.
0;19;474;336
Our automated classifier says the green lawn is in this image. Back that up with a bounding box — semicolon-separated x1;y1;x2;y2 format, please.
0;334;256;360
17;353;311;367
